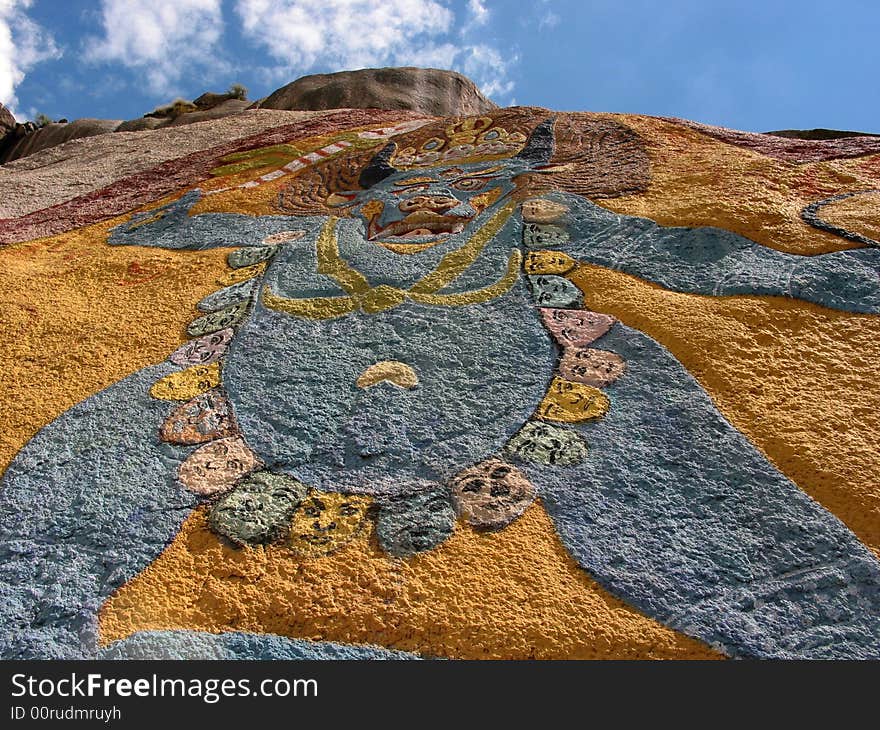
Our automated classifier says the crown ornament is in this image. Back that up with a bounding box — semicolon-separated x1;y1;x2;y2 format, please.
391;116;528;169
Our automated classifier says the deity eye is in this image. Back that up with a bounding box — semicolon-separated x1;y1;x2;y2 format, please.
452;177;488;191
422;137;444;151
460;478;486;492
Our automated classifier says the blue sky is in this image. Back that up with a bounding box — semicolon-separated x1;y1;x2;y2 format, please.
1;0;878;133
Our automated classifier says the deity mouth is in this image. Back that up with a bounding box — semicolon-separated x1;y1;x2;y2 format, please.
367;210;470;242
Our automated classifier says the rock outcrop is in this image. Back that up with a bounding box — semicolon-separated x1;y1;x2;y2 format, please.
0;103;14;135
765;127;880;140
256;67;496;116
1;118;122;163
0;68;498;164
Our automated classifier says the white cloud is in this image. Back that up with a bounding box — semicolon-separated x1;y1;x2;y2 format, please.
466;0;489;27
538;11;559;30
460;44;515;99
0;0;61;116
234;0;516;103
234;0;453;71
84;0;226;98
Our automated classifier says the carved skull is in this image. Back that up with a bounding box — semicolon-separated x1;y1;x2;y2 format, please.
450;458;536;531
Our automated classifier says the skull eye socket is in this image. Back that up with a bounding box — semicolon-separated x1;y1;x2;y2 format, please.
302;503;322;518
337;503;360;517
489;483;511;497
489;466;512;480
460;478;486;493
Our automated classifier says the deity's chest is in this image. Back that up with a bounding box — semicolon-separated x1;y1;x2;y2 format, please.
264;217;518;301
222;248;557;494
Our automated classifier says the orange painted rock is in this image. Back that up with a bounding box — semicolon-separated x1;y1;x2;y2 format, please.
150;363;221;401
169;328;234;367
558;348;626;387
540;308;616;347
160;388;238;445
537;377;610;423
177;436;262;496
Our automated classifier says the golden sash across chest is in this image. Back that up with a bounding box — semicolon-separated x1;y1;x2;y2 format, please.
262;204;521;320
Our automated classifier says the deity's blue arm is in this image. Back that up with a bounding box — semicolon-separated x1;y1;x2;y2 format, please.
542;192;880;315
106;189;324;250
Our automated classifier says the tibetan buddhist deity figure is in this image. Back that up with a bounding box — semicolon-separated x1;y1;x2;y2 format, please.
1;109;879;660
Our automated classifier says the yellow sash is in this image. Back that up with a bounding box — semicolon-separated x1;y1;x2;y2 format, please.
262;204;521;320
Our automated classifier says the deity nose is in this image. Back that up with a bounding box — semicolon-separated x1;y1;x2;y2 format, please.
398;195;458;213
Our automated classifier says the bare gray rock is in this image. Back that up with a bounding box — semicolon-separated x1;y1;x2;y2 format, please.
167;99;251;126
114;117;168;133
1;118;121;163
256;67;497;116
0;103;14;135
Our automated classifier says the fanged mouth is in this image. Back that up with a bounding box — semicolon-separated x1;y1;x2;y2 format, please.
368;211;470;242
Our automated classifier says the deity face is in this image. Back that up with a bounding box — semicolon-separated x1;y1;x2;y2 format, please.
329;160;529;253
287;491;372;557
450;459;536;531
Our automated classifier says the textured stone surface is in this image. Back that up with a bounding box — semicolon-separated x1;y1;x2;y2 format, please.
0;109;412;229
160;388;238;444
1;98;879;661
209;471;308;546
177;437;262;496
450;459;535;531
606;113;880;254
0;364;196;658
0;103;15;135
99;504;718;659
287;491;372;557
0;118;122;164
801;190;880;247
169;329;234;367
531;323;880;658
551;190;880;314
558;348;626;387
376;488;456;556
101;631;417;659
664;115;880;162
258;67;497;116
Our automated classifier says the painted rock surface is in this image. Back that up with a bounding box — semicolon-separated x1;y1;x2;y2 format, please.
1;84;879;661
